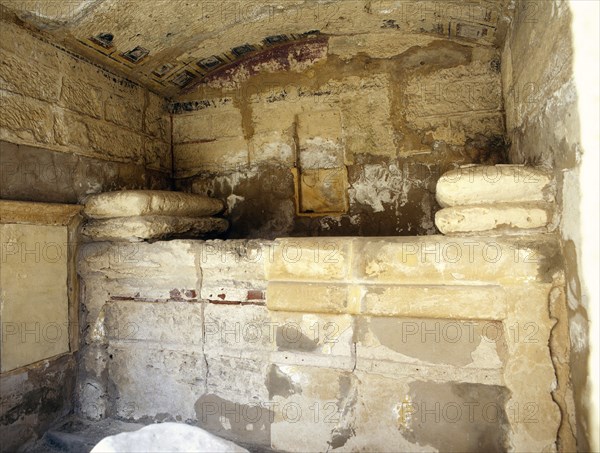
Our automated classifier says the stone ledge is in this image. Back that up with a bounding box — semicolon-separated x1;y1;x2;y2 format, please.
265;236;558;286
352;236;548;285
81;216;228;242
267;282;507;320
0;200;82;225
354;358;505;385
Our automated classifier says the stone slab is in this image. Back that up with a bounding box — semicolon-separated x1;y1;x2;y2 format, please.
0;223;70;372
81;216;228;241
267;238;354;282
435;203;552;234
360;284;507;320
266;282;353;314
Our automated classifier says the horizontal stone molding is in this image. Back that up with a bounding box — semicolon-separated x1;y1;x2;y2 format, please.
267;283;507;320
266;236;557;286
0;200;81;225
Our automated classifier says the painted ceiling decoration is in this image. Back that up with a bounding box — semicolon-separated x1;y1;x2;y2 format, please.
0;0;512;97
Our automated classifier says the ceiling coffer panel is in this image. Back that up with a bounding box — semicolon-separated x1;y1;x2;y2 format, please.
1;0;512;97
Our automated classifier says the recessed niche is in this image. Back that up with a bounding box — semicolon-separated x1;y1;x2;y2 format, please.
264;34;289;46
90;32;114;48
231;43;256;58
122;46;149;63
171;70;196;87
197;55;224;71
152;63;175;78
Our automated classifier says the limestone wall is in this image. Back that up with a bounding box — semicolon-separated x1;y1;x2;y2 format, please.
171;34;507;238
78;235;565;452
501;1;588;449
0;21;172;203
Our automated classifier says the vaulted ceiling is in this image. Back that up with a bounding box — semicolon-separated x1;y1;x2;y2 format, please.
0;0;512;97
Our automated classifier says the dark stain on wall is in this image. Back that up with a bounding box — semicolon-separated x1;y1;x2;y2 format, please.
180;150;504;239
403;381;510;453
173;38;509;239
276;325;319;352
0;354;77;451
267;364;302;399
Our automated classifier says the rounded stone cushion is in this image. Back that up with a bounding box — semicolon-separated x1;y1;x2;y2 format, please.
435;203;552;234
83;190;224;219
436;165;554;207
81;216;228;242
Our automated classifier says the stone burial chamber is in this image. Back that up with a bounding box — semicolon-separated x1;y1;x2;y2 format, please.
0;1;598;453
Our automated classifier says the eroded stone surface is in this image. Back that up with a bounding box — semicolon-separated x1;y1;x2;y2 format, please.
436;165;554;207
296;110;344;170
76;236;563;452
107;344;205;421
502;5;582;449
81;215;228;241
172;40;508;238
435;203;552;234
1;2;580;451
83;190;224;219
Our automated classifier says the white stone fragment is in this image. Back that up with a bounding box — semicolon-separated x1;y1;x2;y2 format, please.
91;422;248;453
435;203;551;234
81;216;228;241
436;165;554;207
83;190;223;219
